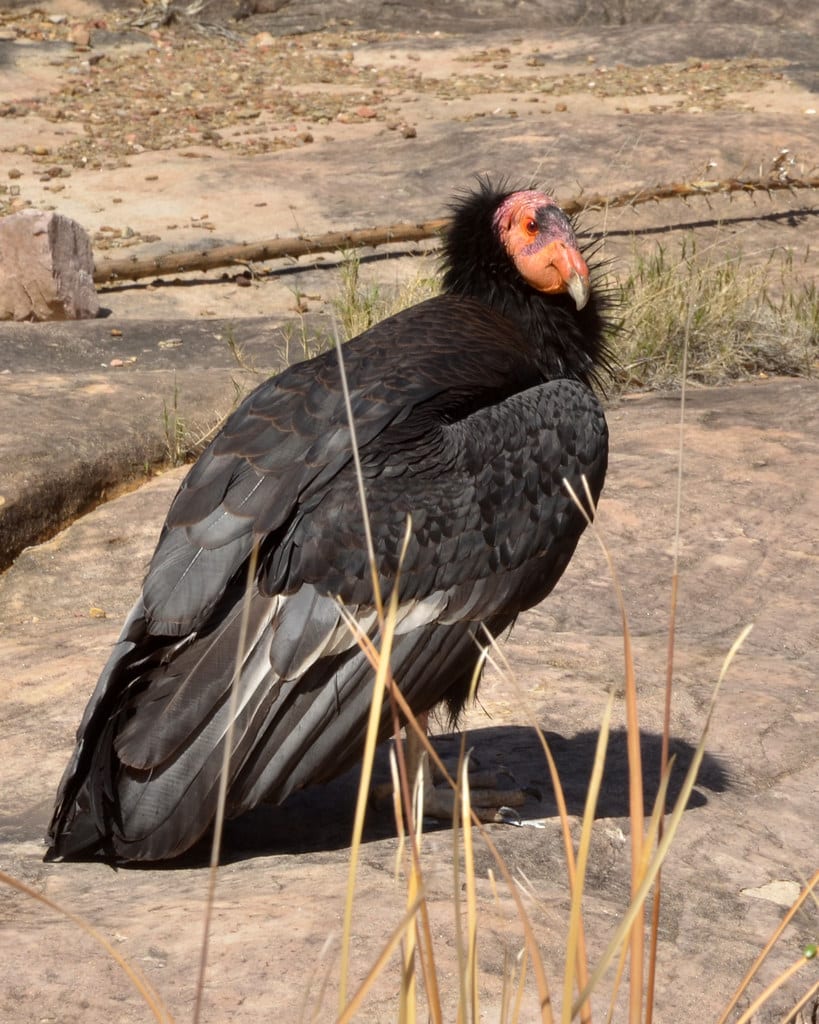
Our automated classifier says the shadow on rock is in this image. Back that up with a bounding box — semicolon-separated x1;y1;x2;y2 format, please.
16;724;727;869
533;726;730;817
172;723;729;867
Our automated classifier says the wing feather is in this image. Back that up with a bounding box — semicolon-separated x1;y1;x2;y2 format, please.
47;296;608;861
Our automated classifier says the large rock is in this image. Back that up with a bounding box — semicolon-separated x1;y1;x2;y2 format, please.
0;210;99;322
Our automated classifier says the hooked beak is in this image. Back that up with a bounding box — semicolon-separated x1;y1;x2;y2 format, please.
566;267;590;311
541;239;591;310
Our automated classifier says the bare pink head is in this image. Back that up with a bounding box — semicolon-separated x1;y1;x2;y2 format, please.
492;190;590;309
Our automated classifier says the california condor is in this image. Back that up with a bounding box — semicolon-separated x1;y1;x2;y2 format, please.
46;180;611;862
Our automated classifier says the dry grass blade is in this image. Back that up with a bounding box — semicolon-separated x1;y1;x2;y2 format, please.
453;758;468;1024
338;547;404;1011
335;311;402;1010
0;869;174;1023
336;893;426;1024
563;476;646;1021
333;325;384;621
775;977;819;1024
400;815;421;1024
717;870;819;1024
646;279;692;1024
300;933;336;1024
481;631;593;1019
572;623;754;1016
389;745;408;882
732;952;818;1024
461;755;480;1023
513;949;530;1024
604;757;676;1024
562;689;615;1024
617;553;645;1024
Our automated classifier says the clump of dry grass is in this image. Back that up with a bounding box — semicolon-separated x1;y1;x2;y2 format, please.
613;240;818;390
332;251;439;341
330;239;817;395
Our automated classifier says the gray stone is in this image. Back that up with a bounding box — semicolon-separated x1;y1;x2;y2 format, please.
0;209;99;322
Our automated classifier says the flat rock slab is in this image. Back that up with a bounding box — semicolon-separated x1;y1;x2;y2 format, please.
1;377;816;1022
0;315;300;569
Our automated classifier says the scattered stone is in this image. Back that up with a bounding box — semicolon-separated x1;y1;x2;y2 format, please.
741;879;802;907
68;24;91;47
0;210;99;322
401;124;417;138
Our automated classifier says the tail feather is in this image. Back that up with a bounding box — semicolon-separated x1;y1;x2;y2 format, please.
46;580;489;862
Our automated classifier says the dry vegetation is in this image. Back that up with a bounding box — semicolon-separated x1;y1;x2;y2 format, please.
155;234;817;467
328;240;818;394
614;242;819;390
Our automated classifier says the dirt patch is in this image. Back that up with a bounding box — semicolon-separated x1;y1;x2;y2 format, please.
1;0;817;322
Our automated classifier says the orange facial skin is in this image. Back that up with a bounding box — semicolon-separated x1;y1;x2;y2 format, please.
493;190;591;309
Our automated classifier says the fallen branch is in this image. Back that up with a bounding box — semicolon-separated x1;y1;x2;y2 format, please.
94;219;450;285
94;172;819;285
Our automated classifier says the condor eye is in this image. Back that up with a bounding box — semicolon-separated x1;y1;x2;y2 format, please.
524;217;539;236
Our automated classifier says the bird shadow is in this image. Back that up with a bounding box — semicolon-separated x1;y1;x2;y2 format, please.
160;723;729;868
12;726;727;870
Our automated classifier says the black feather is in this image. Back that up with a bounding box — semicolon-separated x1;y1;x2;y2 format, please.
46;180;612;862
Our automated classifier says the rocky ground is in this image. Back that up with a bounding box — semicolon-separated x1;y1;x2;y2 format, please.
0;0;817;1021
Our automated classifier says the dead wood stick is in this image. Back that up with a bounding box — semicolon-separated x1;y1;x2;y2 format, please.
94;174;819;285
94;219;450;284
